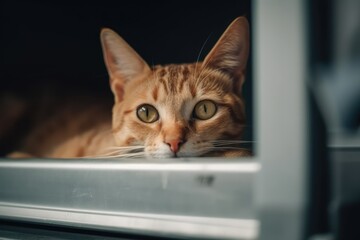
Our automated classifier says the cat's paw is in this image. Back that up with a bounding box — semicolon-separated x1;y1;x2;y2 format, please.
7;151;34;158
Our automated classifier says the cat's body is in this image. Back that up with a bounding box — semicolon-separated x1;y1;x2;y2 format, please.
8;17;251;159
10;96;114;158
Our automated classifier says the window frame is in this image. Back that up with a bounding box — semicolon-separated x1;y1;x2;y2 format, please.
0;1;309;239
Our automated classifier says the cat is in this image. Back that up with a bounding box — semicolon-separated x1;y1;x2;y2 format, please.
7;16;250;159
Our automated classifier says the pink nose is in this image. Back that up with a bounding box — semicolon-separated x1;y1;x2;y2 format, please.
165;139;184;153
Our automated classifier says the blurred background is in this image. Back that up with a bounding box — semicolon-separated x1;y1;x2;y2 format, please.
309;0;360;239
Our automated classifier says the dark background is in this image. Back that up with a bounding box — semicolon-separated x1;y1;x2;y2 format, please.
0;0;253;153
0;1;251;93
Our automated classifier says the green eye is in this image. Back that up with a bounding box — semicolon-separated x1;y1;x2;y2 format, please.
193;100;217;120
137;104;159;123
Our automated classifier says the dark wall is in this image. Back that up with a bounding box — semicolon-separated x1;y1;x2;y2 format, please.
0;1;251;92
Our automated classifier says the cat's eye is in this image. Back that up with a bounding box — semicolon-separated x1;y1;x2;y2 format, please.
193;100;217;120
136;104;159;123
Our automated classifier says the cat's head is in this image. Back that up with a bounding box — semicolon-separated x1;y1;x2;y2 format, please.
100;17;249;158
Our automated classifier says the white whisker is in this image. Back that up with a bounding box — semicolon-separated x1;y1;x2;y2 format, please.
91;152;146;159
210;140;254;143
105;146;144;150
80;145;146;159
96;149;133;157
193;33;212;81
205;146;249;150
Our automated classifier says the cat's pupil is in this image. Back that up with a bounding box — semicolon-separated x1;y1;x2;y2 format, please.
137;104;159;123
203;104;207;113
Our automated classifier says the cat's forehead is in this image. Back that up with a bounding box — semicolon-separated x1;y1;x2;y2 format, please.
153;64;196;79
150;63;231;97
149;64;196;100
124;63;233;110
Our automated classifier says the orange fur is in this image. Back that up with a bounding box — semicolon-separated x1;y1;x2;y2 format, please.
9;17;250;159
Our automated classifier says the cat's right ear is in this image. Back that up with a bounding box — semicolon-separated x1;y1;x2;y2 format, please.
100;28;151;102
203;17;249;96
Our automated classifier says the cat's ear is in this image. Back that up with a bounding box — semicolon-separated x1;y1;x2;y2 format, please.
203;17;249;95
100;28;151;101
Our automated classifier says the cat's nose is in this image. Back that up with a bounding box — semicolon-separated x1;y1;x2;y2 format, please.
165;139;184;153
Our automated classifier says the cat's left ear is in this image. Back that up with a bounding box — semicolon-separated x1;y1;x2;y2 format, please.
100;28;151;102
203;17;249;95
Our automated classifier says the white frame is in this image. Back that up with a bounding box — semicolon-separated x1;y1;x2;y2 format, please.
254;0;308;239
0;160;259;240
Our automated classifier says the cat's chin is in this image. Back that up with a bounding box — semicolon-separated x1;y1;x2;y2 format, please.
145;151;176;159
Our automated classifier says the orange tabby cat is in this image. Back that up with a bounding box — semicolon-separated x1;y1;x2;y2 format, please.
8;17;250;159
